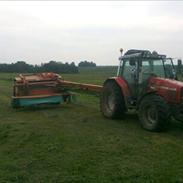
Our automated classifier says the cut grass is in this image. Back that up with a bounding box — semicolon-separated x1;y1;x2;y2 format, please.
0;67;183;182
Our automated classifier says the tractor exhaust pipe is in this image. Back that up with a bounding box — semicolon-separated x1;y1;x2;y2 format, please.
117;48;123;76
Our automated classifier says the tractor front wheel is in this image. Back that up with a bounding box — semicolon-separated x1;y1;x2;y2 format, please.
100;80;126;119
138;95;169;132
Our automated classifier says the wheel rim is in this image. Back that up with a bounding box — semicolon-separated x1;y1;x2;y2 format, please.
107;93;115;111
146;105;158;125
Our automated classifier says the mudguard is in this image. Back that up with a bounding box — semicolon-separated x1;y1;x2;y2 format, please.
103;77;131;107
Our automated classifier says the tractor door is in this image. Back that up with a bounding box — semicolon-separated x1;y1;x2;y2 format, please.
138;60;152;95
122;58;138;98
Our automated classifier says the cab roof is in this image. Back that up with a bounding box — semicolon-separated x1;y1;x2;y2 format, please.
120;49;166;60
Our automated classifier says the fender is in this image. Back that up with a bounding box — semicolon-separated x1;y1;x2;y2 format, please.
114;77;131;98
104;77;131;106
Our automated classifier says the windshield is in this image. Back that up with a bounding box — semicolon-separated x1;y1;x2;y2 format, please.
141;58;175;79
141;59;165;78
163;58;175;79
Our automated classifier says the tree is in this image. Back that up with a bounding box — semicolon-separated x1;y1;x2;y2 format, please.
78;61;96;67
0;61;78;73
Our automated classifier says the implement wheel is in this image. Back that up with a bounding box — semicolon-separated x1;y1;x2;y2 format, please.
100;80;126;119
138;95;169;132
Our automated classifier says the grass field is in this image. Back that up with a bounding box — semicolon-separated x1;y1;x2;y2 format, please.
0;67;183;182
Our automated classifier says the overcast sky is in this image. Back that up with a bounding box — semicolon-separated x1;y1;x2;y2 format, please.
0;1;182;65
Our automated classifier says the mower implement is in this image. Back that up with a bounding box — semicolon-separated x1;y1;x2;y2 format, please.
12;72;102;108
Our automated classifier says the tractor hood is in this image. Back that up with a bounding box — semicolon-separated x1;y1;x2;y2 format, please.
149;77;183;89
148;77;183;103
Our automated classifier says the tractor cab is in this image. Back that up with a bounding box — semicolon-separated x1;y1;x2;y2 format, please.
118;49;176;100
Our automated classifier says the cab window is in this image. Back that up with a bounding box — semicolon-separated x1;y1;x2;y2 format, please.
122;59;137;83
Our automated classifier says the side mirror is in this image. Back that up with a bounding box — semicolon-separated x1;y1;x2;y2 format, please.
177;59;182;80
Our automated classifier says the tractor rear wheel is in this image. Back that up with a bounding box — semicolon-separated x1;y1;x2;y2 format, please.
138;95;169;132
100;80;126;119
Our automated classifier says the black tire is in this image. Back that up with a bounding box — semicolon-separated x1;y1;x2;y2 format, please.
100;80;126;119
138;94;169;132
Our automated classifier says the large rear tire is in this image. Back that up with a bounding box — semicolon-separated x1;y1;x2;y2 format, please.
100;80;126;119
138;94;169;132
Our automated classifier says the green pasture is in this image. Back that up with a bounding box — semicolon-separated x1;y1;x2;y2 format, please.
0;67;183;182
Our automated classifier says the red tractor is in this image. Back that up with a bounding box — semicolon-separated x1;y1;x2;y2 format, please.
100;49;183;131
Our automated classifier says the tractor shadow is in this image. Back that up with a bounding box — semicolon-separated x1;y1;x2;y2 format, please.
114;111;140;128
13;104;70;112
166;120;183;137
123;112;139;123
116;111;183;137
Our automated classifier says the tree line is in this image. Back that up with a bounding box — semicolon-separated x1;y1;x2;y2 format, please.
0;60;97;73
